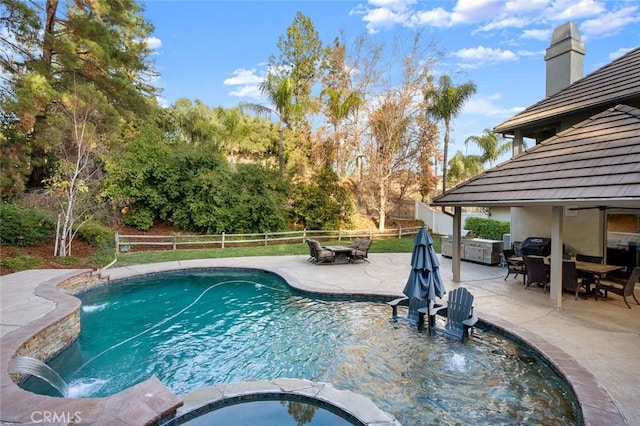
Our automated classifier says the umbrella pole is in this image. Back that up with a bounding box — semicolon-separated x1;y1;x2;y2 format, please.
417;302;433;333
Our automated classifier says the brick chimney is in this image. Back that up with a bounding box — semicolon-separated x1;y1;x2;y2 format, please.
544;22;585;97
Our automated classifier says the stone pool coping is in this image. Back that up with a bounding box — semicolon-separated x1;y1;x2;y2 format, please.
172;378;400;425
0;263;627;425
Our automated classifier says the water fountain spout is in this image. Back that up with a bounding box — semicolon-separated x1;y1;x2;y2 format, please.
9;356;69;397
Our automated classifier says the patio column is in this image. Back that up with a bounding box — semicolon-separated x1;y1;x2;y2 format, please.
550;206;564;308
452;206;462;282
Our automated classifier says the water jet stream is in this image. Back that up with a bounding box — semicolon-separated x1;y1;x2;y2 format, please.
9;355;69;397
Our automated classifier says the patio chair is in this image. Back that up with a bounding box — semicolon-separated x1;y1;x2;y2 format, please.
575;254;604;263
350;238;372;263
503;249;525;282
562;260;590;300
310;239;335;264
523;255;550;292
306;239;317;262
575;253;603;286
388;296;428;326
419;287;477;340
595;266;640;308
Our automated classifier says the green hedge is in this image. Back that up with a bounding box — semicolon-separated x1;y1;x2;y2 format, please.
464;216;510;240
0;202;54;246
77;221;115;247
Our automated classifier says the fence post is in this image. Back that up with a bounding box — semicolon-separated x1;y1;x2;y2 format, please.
222;232;225;249
399;225;402;238
172;233;177;250
338;228;342;241
303;229;306;243
264;232;268;246
115;232;120;254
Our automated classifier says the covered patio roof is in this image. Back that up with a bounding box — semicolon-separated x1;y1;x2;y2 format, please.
432;104;640;210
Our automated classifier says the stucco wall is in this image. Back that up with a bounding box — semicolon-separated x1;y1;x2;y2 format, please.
510;206;601;256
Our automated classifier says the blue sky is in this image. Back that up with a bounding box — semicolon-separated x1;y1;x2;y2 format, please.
142;0;639;159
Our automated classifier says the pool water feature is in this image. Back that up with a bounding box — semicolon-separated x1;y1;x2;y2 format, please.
23;268;581;425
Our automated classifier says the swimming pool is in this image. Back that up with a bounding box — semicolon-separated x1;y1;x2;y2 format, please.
23;268;581;425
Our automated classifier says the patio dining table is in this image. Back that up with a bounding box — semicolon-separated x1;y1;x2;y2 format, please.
574;260;625;297
324;245;354;264
511;256;624;291
574;260;624;276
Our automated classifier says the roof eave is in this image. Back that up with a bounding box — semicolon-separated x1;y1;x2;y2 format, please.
431;198;640;209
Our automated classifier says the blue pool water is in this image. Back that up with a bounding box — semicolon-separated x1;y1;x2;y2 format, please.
24;268;581;425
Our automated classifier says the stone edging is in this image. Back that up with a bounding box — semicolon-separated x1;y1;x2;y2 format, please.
171;378;400;425
0;270;182;425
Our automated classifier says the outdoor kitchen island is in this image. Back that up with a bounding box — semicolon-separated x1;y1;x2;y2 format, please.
441;237;503;266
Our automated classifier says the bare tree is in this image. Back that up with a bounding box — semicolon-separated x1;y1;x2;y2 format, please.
46;81;116;256
358;34;439;230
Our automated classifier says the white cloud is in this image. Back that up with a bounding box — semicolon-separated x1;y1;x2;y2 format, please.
145;36;162;50
453;46;518;68
451;0;505;25
580;6;640;38
477;15;530;32
504;0;549;14
608;47;634;61
521;28;552;41
156;96;170;109
463;94;526;118
223;68;266;99
223;68;263;86
362;6;408;33
368;0;416;11
228;85;263;99
547;0;606;21
358;0;636;39
411;8;451;27
516;49;544;57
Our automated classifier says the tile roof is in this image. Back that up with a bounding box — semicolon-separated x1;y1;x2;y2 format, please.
494;46;640;134
432;104;640;208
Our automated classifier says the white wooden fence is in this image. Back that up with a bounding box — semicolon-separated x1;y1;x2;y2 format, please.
415;200;487;236
115;226;425;254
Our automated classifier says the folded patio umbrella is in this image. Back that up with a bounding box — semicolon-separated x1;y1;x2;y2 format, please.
402;226;446;326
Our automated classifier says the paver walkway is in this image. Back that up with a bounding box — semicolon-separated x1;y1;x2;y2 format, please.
1;254;638;424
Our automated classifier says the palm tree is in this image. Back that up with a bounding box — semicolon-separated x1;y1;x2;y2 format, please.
447;151;484;187
464;128;511;168
322;87;363;176
424;75;476;193
240;72;295;174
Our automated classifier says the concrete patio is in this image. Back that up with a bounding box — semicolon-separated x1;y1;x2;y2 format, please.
1;253;638;425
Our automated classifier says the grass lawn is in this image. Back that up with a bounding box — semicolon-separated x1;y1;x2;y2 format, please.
114;236;442;267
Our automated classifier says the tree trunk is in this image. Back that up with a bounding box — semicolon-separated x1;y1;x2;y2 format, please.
378;179;386;231
43;0;59;73
334;123;340;176
442;119;450;194
278;123;284;174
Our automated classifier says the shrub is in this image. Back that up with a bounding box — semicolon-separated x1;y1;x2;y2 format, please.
290;168;354;230
0;202;54;246
77;221;116;266
77;221;114;247
464;216;510;240
121;207;155;231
